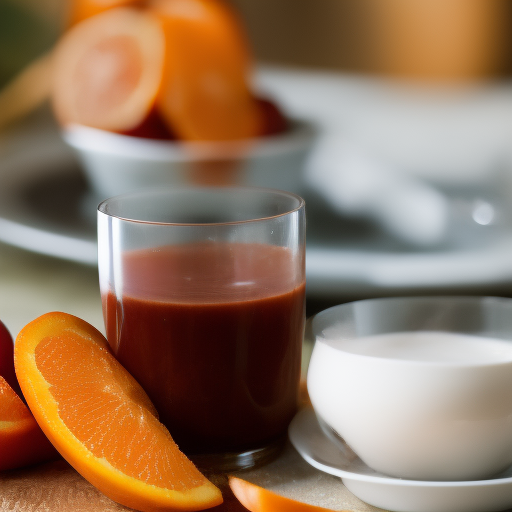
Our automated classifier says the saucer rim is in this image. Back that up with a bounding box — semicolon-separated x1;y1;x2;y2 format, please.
288;408;512;489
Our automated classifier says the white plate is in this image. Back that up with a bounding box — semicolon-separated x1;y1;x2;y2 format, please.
289;408;512;512
2;146;512;296
0;110;97;265
2;73;512;296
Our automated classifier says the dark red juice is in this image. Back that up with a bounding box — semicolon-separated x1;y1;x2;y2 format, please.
103;242;305;454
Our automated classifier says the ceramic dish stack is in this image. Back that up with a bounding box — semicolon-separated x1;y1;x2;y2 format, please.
292;297;512;512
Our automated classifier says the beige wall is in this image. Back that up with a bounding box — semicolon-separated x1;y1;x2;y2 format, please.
228;0;378;72
10;0;512;82
229;0;512;81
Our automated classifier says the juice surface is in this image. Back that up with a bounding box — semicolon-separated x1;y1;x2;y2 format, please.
104;242;305;453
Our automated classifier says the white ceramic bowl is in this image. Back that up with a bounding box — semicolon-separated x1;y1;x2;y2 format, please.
307;297;512;482
63;120;315;199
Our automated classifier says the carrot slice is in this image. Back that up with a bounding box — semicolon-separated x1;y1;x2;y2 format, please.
52;7;165;132
14;312;223;512
229;477;342;512
0;376;58;471
152;0;262;141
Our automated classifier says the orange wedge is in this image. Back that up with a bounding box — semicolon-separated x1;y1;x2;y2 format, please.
52;7;165;132
14;312;223;512
229;477;340;512
0;376;58;471
66;0;143;26
151;0;262;141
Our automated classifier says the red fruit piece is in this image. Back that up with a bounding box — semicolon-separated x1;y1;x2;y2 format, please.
0;321;21;396
257;97;288;136
120;106;177;140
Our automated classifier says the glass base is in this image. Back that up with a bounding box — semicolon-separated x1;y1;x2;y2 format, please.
190;436;286;473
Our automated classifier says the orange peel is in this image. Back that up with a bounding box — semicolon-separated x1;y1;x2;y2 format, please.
15;312;223;512
66;0;143;26
229;476;342;512
152;0;262;141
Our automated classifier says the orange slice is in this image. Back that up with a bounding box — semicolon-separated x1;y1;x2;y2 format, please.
66;0;143;27
152;0;262;141
229;477;341;512
0;376;58;471
14;312;223;512
52;7;165;132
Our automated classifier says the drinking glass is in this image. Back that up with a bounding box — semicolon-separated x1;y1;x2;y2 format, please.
97;187;306;470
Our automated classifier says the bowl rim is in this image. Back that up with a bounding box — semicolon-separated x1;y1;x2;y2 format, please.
62;118;316;162
306;295;512;360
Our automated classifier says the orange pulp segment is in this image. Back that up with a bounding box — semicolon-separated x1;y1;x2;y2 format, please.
66;0;143;27
152;0;262;141
14;312;223;512
0;376;58;471
229;477;341;512
52;7;165;132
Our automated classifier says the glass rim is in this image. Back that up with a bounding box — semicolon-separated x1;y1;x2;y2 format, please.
97;186;305;226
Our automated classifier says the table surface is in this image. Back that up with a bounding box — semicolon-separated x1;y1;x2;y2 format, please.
3;239;512;512
0;443;379;512
0;240;383;512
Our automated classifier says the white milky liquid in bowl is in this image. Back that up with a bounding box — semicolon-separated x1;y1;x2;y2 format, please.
321;330;512;364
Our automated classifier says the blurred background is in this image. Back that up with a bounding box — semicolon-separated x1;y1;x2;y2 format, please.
4;0;512;83
2;0;512;335
233;0;512;80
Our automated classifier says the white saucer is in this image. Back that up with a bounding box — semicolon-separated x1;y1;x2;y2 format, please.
288;408;512;512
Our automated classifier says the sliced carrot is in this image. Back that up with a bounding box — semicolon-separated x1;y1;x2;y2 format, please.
0;376;58;471
52;7;165;132
66;0;143;27
229;477;341;512
152;0;262;141
14;312;223;512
